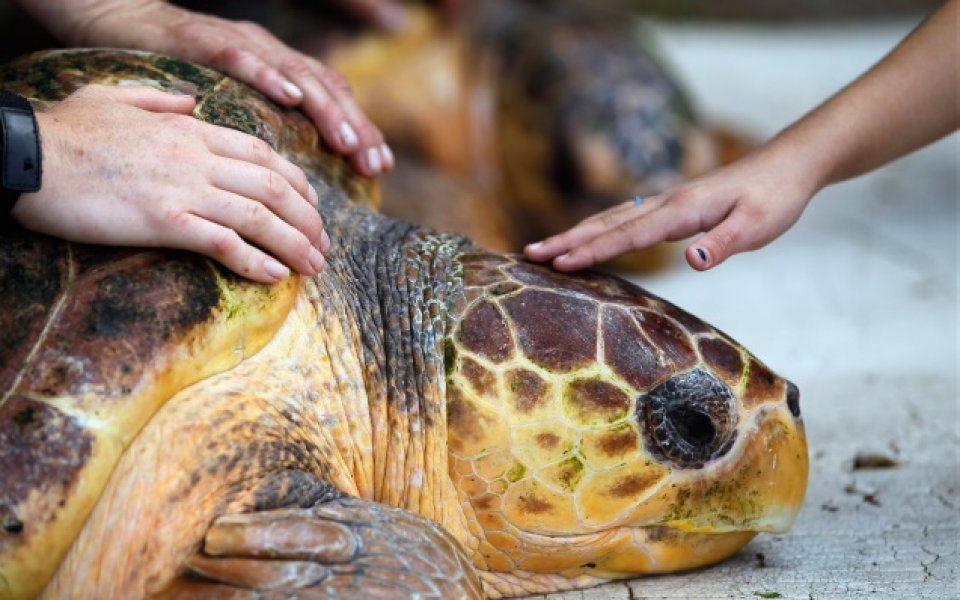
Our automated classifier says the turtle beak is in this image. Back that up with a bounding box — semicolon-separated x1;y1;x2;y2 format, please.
664;401;809;535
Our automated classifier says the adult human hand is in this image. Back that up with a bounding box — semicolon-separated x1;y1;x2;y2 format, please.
526;0;958;273
524;148;818;272
12;85;329;284
17;0;393;177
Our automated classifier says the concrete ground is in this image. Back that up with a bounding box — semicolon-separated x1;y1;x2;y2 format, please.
541;16;958;600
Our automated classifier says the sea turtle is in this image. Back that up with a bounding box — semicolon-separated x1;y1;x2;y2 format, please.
324;1;733;271
0;50;807;599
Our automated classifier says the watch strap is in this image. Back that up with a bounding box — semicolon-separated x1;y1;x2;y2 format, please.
0;91;42;216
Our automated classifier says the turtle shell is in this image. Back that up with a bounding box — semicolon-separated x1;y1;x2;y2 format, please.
0;49;374;599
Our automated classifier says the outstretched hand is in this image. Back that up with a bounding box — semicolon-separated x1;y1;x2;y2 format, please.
13;85;329;283
524;149;818;272
30;0;394;178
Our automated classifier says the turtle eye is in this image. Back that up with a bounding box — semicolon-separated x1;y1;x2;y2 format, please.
639;368;736;469
668;405;716;446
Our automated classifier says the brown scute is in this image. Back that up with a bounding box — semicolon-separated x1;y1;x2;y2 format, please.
655;299;712;335
0;396;93;531
595;429;640;456
602;306;672;390
0;231;66;395
505;261;648;304
633;309;696;367
506;368;549;413
698;336;744;385
461;253;510;288
16;253;222;400
517;494;553;515
535;432;560;449
565;378;630;423
502;290;597;372
606;471;663;498
457;300;513;363
743;358;785;409
460;357;497;396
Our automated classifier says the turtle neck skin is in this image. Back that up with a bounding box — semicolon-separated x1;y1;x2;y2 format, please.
316;185;480;546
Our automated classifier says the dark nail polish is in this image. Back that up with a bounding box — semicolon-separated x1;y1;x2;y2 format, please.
696;248;708;263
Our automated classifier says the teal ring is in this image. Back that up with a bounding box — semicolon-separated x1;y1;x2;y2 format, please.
634;195;644;206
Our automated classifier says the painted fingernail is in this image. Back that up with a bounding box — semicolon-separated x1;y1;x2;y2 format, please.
319;229;331;253
338;122;359;150
695;247;708;263
308;247;325;273
264;257;290;280
366;147;382;174
281;80;303;101
379;144;395;170
308;184;319;207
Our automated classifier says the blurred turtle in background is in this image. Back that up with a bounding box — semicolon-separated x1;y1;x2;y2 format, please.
325;0;727;272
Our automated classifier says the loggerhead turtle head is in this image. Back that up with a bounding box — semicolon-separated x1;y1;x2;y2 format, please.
444;252;808;581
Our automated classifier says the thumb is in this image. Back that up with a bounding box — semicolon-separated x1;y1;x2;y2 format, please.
685;211;755;271
80;84;196;114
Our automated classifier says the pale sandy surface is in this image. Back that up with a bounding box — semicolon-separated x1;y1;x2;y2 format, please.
541;16;959;600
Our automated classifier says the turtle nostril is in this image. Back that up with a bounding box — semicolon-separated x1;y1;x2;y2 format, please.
785;381;801;418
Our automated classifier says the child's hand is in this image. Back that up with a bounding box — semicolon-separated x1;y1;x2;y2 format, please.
524;149;818;271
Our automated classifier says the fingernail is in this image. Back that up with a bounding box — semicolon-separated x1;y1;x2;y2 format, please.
379;144;394;170
377;4;407;31
366;147;382;174
308;247;325;273
338;122;358;150
281;80;303;101
526;241;544;252
319;229;331;253
308;184;319;207
695;247;708;263
264;257;290;280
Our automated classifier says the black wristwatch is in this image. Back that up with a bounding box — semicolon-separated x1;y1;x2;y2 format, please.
0;91;42;217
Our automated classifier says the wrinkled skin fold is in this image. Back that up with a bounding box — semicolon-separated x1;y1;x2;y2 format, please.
0;50;807;599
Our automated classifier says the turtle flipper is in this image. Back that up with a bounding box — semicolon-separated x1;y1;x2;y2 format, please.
154;497;482;599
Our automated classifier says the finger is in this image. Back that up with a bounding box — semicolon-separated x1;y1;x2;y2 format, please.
78;84;196;114
318;66;393;175
161;212;292;284
195;189;325;277
199;124;316;206
524;200;655;261
552;204;690;272
279;57;391;175
684;208;764;271
208;158;325;250
206;44;304;107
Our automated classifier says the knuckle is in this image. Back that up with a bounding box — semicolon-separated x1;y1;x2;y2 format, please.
248;137;274;164
261;170;286;201
280;58;313;80
210;45;247;69
207;228;242;259
242;201;270;231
